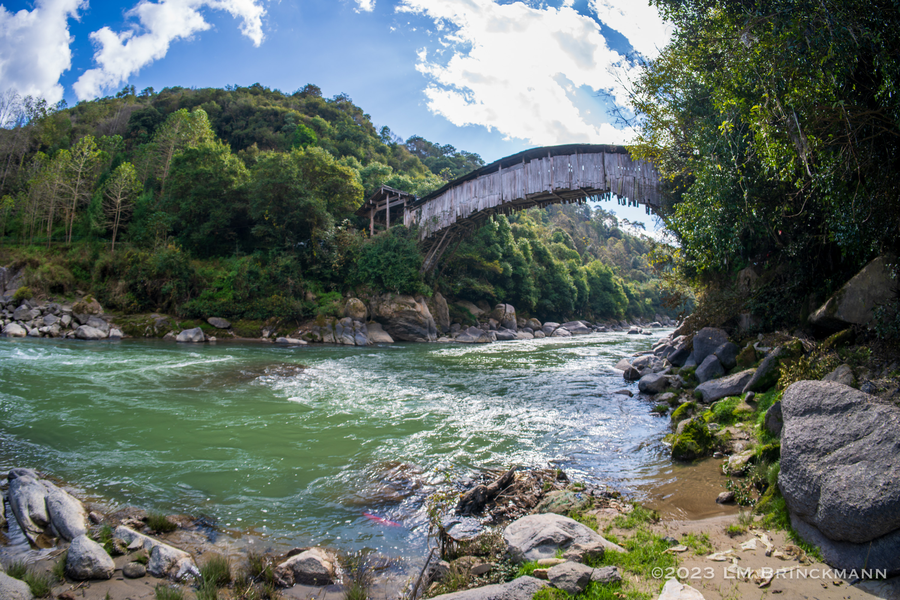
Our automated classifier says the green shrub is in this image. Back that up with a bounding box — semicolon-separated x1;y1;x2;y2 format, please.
146;512;177;533
352;226;429;296
12;286;33;302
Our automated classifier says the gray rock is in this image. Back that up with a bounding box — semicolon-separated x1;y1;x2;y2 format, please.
668;342;691;367
45;485;87;541
613;389;633;397
503;513;625;563
494;329;518;341
457;326;493;344
533;330;546;339
0;572;33;600
694;369;755;403
274;548;336;586
526;318;542;330
789;513;900;577
86;316;110;334
66;534;115;580
457;300;485;319
75;325;107;340
490;304;517;331
12;305;39;322
823;364;855;387
123;561;147;578
275;337;306;345
516;331;535;340
207;317;231;329
779;381;900;544
764;401;783;437
809;255;898;330
176;327;205;343
42;314;59;326
366;322;394;343
691;327;729;364
542;322;560;335
638;373;670;395
560;321;591;335
590;566;620;584
8;474;50;541
113;526;197;580
742;348;783;393
716;491;735;504
2;322;26;337
107;328;123;340
614;358;632;371
723;449;754;476
713;342;740;370
369;294;437;342
428;576;548;600
695;355;725;383
547;562;593;595
550;327;572;338
623;366;641;381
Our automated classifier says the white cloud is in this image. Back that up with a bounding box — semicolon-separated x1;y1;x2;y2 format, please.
355;0;376;12
0;0;84;104
397;0;643;146
74;0;266;100
589;0;672;58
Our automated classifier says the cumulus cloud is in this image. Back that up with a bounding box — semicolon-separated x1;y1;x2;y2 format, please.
0;0;84;104
355;0;376;12
589;0;672;58
74;0;266;100
397;0;643;146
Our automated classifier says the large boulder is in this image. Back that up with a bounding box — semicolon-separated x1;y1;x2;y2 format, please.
503;514;624;563
2;323;27;337
45;485;87;540
369;294;437;342
8;472;51;541
713;342;740;370
779;381;900;574
344;298;368;321
427;293;451;334
809;255;898;330
113;526;198;580
550;327;572;338
176;327;205;343
366;322;394;344
690;327;729;364
86;316;110;335
547;562;594;595
13;305;40;322
638;373;670;395
74;325;107;340
694;369;755;403
66;534;115;580
429;576;548;600
457;300;485;320
274;548;337;587
560;321;591;335
0;572;32;600
695;355;724;383
207;317;231;329
490;304;517;331
456;326;493;344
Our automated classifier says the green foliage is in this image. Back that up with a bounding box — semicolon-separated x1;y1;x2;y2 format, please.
631;0;900;328
353;226;428;296
146;512;177;533
12;285;33;301
155;584;185;600
6;560;28;580
778;348;840;390
52;552;67;580
705;397;741;426
200;554;232;588
671;418;716;461
611;504;659;530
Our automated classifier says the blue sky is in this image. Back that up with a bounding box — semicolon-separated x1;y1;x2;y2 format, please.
0;0;672;227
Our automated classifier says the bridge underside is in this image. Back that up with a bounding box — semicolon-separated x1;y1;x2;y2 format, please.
356;144;663;272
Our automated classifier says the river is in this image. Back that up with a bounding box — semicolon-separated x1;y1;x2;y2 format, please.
0;331;683;557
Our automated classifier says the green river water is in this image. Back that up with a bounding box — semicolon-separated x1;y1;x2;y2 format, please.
0;331;674;556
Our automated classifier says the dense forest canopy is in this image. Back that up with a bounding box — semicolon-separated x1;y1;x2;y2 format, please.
0;83;678;324
632;0;900;331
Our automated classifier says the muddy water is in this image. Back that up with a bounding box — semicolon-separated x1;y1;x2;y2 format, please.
0;330;727;557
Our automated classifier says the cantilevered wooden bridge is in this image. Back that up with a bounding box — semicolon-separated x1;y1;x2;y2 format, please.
356;144;662;271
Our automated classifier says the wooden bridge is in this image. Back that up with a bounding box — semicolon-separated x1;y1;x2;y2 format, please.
356;144;662;271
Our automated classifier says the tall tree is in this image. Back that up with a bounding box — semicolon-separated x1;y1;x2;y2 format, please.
102;162;141;251
59;135;101;244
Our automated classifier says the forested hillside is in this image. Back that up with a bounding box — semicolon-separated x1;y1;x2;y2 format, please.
0;83;678;326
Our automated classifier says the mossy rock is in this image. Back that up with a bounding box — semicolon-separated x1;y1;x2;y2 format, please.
782;339;804;358
754;485;778;513
671;401;696;424
757;442;781;463
735;343;759;368
821;328;854;351
671;417;716;461
116;315;167;338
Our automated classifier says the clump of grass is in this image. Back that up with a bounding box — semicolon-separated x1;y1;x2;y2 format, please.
155;584;185;600
200;553;232;588
610;504;659;530
52;552;67;581
682;532;713;555
515;561;541;578
342;550;373;600
568;510;599;532
133;550;150;565
97;524;115;554
24;570;54;598
146;512;178;533
196;581;219;600
726;524;747;537
588;526;677;580
247;551;274;585
6;560;29;580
